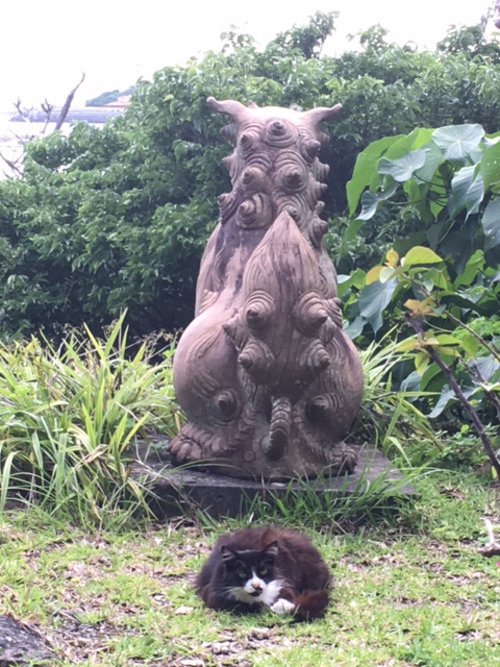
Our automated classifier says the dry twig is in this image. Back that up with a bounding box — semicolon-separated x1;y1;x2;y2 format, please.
478;518;500;557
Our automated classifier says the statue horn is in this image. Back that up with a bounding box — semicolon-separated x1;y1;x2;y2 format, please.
302;103;343;127
206;97;250;123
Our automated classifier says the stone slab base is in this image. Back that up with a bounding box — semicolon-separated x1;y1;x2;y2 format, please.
0;613;55;665
131;442;414;520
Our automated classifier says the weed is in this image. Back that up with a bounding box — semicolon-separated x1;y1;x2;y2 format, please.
0;313;182;528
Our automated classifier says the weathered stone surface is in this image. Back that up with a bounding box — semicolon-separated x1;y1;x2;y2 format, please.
134;443;412;520
0;614;55;665
169;99;363;480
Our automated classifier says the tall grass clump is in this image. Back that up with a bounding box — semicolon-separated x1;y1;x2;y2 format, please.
0;313;182;527
354;334;440;465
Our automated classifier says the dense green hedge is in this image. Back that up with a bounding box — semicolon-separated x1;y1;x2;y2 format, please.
1;14;499;338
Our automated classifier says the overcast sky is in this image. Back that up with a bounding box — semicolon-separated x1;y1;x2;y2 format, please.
0;0;495;110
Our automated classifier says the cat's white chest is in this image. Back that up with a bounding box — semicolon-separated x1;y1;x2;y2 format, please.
231;577;284;607
257;579;283;606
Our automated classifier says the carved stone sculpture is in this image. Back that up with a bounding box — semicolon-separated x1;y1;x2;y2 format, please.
169;98;364;480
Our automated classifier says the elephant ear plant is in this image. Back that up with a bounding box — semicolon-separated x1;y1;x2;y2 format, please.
342;123;500;476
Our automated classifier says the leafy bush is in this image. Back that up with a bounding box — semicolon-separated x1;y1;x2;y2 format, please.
340;122;500;471
1;15;500;337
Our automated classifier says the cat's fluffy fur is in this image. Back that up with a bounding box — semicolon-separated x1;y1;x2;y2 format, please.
195;526;331;621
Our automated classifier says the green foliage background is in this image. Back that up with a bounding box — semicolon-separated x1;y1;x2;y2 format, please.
1;13;500;338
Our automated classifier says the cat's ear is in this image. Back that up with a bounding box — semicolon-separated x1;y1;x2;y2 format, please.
263;541;279;558
221;546;237;562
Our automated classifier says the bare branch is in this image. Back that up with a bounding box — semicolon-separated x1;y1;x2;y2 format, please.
0;150;23;177
3;75;86;177
13;98;33;123
41;99;54;135
478;518;500;557
54;72;85;131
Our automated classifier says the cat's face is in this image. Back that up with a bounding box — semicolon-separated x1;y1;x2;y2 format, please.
220;541;282;606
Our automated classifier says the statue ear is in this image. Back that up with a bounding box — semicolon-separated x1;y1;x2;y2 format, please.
207;97;250;124
263;541;278;559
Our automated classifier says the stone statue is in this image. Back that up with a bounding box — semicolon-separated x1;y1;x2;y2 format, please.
169;97;363;480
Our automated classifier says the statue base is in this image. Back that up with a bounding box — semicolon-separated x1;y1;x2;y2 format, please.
131;441;414;520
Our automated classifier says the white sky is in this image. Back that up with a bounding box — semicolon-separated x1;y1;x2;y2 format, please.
0;0;495;110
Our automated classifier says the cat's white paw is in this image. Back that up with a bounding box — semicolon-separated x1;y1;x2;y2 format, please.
270;598;296;615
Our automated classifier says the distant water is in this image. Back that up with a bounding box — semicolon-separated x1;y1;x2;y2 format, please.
0;108;116;178
0;113;71;178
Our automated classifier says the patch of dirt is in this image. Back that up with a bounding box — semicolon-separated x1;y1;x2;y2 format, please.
165;626;298;667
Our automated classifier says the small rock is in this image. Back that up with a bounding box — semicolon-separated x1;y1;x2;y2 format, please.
211;641;232;655
174;605;194;615
248;626;272;640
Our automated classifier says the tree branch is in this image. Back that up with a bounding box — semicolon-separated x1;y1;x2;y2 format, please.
406;313;500;479
55;73;85;130
444;307;500;361
0;151;23;177
40;99;53;135
466;358;500;422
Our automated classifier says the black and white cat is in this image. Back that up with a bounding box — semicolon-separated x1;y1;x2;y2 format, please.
195;526;331;621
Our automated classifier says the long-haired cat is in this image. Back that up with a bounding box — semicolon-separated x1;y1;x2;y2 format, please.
195;526;331;621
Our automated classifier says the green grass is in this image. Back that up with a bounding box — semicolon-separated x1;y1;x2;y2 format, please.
0;314;183;527
1;471;499;667
1;320;499;664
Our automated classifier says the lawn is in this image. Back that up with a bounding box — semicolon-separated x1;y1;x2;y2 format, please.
1;470;499;667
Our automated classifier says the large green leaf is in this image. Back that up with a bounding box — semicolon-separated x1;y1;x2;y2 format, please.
432;124;485;161
342;219;366;242
343;315;366;340
384;128;435;160
402;246;443;267
356;179;400;220
378;149;427;182
346;135;402;214
475;356;500;382
358;279;398;332
404;178;433;222
453;249;485;288
337;268;367;291
448;166;484;217
482;198;500;249
428;385;457;418
414;141;444;183
356;191;379;220
480;141;500;190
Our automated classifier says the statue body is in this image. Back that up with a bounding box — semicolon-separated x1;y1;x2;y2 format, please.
170;98;363;480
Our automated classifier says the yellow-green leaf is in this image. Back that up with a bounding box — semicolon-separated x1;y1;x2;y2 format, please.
435;334;461;346
402;246;443;267
379;266;398;283
365;266;383;284
386;249;399;267
415;351;430;374
395;336;419;352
